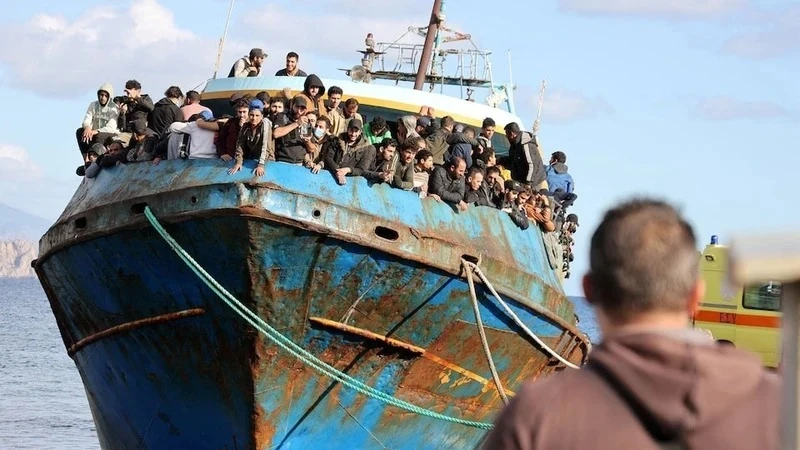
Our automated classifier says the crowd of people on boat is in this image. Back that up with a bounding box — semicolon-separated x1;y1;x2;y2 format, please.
74;48;581;277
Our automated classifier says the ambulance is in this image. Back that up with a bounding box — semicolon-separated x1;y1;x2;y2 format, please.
695;235;782;367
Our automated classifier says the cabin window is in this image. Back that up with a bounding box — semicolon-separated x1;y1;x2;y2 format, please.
742;281;782;312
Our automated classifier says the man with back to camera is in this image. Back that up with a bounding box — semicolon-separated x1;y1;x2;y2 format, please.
479;198;779;450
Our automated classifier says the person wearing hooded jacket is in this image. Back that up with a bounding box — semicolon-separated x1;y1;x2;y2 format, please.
292;74;326;117
545;150;575;193
479;199;779;450
503;122;546;189
76;82;119;164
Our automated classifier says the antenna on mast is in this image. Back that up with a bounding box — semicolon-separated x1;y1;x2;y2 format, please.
533;80;546;135
212;0;236;79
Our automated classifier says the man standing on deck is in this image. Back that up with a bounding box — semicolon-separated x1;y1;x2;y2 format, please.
478;198;780;450
503;122;546;189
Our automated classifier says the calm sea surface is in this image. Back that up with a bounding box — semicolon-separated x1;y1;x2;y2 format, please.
0;278;599;449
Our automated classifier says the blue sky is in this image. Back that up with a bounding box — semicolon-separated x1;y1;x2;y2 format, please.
0;0;797;295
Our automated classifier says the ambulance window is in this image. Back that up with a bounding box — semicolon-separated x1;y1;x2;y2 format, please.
742;281;781;311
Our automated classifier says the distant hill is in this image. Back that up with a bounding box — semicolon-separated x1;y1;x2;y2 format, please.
0;203;49;277
0;203;50;240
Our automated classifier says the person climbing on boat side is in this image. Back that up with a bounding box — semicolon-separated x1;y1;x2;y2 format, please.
480;199;780;450
363;116;393;145
325;86;345;135
503;122;546;189
228;99;273;177
292;74;327;117
275;51;308;77
120;80;154;133
181;90;211;121
363;138;398;184
544;150;578;211
76;81;120;165
229;48;266;78
305;116;332;173
463;168;491;207
148;86;184;137
427;156;467;211
426;115;455;166
322;118;376;185
273;96;311;165
392;141;417;190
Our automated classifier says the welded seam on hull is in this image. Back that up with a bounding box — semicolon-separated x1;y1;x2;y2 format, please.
66;308;206;356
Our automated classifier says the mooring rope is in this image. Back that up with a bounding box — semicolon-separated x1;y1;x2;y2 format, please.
143;206;493;430
462;258;510;405
463;260;581;370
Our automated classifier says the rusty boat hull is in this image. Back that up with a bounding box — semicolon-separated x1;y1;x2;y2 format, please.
35;160;589;449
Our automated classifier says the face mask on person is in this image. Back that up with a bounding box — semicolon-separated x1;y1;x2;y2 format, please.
313;128;325;139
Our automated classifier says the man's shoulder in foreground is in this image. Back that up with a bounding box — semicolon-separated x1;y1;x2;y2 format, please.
478;331;780;450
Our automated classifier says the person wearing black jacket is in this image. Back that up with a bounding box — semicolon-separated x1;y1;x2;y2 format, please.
503;122;546;188
499;179;530;230
120;80;154;132
148;86;184;137
428;156;468;211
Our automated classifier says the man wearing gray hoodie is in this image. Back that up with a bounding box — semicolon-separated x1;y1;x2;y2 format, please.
479;199;779;450
76;82;119;164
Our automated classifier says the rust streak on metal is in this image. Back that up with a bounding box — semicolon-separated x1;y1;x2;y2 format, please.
67;308;206;356
310;316;516;395
309;317;426;354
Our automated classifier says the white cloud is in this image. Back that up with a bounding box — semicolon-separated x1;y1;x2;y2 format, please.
559;0;746;19
238;3;428;72
541;89;614;124
0;144;44;181
695;96;791;121
723;5;800;59
0;0;222;99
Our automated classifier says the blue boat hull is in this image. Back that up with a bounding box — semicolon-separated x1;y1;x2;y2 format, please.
36;160;588;449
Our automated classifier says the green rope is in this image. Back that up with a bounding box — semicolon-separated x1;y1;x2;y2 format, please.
143;206;493;430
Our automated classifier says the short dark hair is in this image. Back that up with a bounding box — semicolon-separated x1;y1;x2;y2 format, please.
125;79;141;90
164;86;183;99
186;90;201;102
482;117;496;129
316;116;331;129
551;151;567;163
328;86;343;97
287;51;299;59
478;148;496;164
448;156;466;168
234;99;250;110
441;116;455;129
504;122;521;134
486;165;501;176
256;91;270;104
415;149;433;162
379;138;398;149
344;98;359;108
587;198;699;321
468;167;484;178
